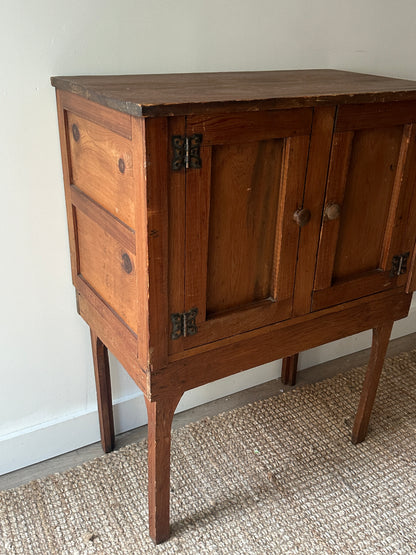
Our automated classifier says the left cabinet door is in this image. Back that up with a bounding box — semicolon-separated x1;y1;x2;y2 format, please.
168;109;313;353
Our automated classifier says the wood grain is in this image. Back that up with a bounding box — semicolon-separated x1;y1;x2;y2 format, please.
67;112;135;228
145;393;182;544
55;91;79;284
332;126;403;280
205;139;283;314
131;116;151;371
76;209;138;333
351;321;394;444
181;130;309;350
52;70;416;117
184;146;212;323
90;330;115;453
145;118;169;371
281;354;299;386
70;184;135;253
292;106;336;316
187;109;312;145
312;270;395;311
313;131;354;291
406;242;416;293
336;100;416;132
59;89;132;139
75;287;146;392
158;288;411;397
167;117;186;355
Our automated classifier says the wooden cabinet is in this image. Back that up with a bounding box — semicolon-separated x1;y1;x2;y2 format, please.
52;70;416;544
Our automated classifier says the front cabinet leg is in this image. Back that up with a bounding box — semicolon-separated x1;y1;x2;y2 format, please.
351;321;393;444
90;329;115;453
145;393;182;544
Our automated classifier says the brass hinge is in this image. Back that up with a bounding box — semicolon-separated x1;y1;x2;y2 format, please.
390;252;410;276
171;134;203;171
170;308;199;340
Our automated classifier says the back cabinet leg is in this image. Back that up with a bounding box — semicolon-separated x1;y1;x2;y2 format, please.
281;353;299;386
90;329;115;453
351;321;394;445
145;393;182;544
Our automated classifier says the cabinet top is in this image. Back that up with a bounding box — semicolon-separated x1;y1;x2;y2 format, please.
51;69;416;118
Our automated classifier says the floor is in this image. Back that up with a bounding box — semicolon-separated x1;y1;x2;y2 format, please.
1;332;415;492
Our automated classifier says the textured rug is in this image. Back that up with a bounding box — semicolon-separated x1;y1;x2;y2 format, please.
1;350;415;555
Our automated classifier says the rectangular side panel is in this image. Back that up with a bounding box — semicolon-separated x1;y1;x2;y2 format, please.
67;112;136;228
76;208;138;334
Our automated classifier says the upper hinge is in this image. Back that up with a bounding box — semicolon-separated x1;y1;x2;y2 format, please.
390;252;410;277
170;308;198;340
171;134;203;171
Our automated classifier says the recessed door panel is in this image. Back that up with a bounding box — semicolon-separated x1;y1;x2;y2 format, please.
206;139;284;315
332;126;402;280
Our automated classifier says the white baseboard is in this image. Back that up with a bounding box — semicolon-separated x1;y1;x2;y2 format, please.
1;302;415;476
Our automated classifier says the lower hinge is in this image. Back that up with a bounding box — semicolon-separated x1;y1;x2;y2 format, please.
171;308;199;340
390;252;410;277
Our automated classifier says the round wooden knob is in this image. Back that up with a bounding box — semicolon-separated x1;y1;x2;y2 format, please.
324;203;341;221
293;208;311;227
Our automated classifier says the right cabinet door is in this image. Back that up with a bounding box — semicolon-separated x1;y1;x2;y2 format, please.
312;101;416;311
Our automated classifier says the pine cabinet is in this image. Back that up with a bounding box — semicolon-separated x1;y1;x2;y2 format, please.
52;70;416;544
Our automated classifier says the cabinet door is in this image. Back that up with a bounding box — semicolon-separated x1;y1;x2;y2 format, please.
169;109;313;352
312;102;416;311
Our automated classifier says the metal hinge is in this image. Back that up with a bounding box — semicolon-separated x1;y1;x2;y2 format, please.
170;308;199;340
390;252;410;276
171;134;203;171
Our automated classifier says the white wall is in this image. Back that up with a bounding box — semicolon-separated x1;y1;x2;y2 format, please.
1;0;416;475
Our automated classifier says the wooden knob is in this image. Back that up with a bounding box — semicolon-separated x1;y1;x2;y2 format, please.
324;203;341;221
293;208;311;227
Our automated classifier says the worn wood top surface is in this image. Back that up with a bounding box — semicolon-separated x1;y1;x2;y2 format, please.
51;69;416;117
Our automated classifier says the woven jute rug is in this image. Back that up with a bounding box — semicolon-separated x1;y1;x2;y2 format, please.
1;350;415;555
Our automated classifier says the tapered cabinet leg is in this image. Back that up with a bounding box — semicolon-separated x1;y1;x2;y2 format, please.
351;321;393;445
90;329;115;453
145;394;182;544
281;353;299;386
